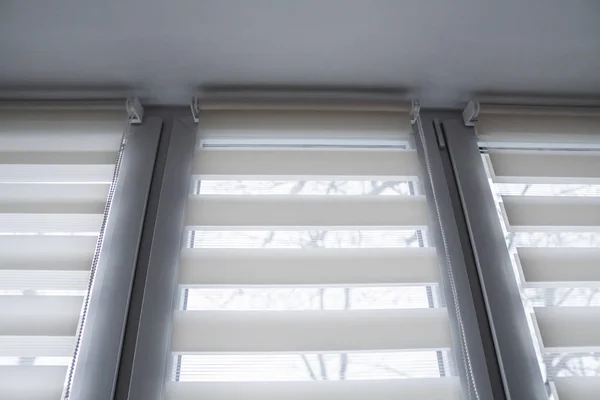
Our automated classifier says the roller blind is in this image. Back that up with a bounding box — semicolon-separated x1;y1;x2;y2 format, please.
0;106;125;399
479;106;600;400
165;108;462;400
475;105;600;149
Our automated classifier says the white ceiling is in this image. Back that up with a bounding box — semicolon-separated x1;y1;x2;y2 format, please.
1;0;600;106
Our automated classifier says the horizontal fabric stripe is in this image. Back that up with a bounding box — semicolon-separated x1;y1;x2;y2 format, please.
0;213;103;233
0;336;74;357
0;202;104;214
517;247;600;285
0;270;90;291
0;296;82;336
476;113;600;148
0;184;108;214
0;151;117;165
487;150;600;184
179;248;439;286
535;307;600;352
194;149;420;179
198;111;412;140
0;164;117;183
0;110;124;151
0;365;67;400
553;376;600;400
0;236;96;269
186;195;429;228
0;183;109;203
166;378;462;400
172;309;451;352
501;195;600;231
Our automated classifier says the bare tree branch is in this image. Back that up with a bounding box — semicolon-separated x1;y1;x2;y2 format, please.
339;353;348;380
301;355;318;380
290;181;307;194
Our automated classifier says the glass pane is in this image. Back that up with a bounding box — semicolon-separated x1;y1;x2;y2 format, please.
180;286;443;311
173;351;456;382
197;180;421;196
188;230;431;249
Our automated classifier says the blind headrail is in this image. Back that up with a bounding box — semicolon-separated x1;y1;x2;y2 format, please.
464;100;600;124
194;91;412;113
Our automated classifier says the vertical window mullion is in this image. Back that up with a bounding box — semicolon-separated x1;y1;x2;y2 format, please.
442;117;549;400
121;116;198;400
412;111;503;400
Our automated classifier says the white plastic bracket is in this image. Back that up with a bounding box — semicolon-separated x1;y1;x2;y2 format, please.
126;97;144;124
410;99;421;124
462;100;480;127
190;96;200;123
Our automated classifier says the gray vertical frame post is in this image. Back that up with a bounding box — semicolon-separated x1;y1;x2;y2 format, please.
412;110;498;400
442;118;548;400
122;116;197;400
66;117;163;400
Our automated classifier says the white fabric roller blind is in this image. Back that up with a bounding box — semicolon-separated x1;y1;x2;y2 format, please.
480;106;600;400
475;106;600;148
166;108;461;400
179;248;440;286
186;195;430;228
198;110;412;142
0;106;125;399
167;379;462;400
193;148;421;179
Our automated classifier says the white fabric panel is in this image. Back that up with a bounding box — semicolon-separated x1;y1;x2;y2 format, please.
179;248;439;286
535;307;600;351
0;164;117;183
517;247;600;285
0;296;82;336
501;195;600;231
487;150;600;184
553;376;600;400
476;112;600;147
0;183;109;203
198;110;412;140
0;202;104;214
0;110;124;151
0;336;74;357
0;151;118;165
0;366;67;400
172;309;451;352
193;148;421;179
0;214;103;233
166;378;462;400
0;270;90;291
0;236;96;270
186;195;429;228
0;184;108;214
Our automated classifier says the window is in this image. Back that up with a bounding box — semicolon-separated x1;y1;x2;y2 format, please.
164;109;462;399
